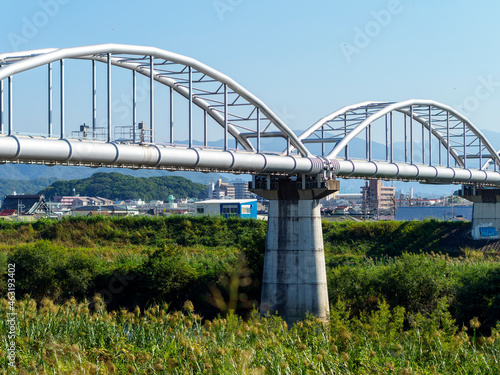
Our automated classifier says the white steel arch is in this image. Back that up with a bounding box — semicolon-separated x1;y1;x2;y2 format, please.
2;44;500;185
0;44;311;157
298;99;500;170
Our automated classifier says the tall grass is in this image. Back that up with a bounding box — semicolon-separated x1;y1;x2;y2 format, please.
1;296;500;374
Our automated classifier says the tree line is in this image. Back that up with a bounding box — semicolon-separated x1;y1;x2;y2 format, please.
37;172;206;201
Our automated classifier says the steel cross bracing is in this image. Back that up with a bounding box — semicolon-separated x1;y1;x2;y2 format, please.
0;45;500;186
0;44;333;177
296;100;500;186
0;45;308;154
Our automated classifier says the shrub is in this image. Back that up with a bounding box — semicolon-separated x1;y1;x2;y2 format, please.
328;254;457;317
453;262;500;331
378;253;456;315
5;240;101;301
7;241;66;300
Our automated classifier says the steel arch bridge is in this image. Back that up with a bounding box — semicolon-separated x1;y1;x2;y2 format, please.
0;44;499;186
298;100;500;185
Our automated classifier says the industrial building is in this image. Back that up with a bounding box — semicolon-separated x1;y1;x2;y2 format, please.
1;194;49;217
72;205;139;217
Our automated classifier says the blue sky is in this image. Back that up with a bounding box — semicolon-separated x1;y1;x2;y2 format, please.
1;0;500;194
3;0;500;133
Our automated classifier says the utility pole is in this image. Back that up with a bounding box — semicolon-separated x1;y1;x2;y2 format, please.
363;182;367;221
17;200;25;218
451;191;454;220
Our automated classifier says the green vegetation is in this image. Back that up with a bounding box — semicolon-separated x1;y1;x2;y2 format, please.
0;216;266;317
1;296;499;374
322;220;466;260
0;217;500;373
37;172;206;201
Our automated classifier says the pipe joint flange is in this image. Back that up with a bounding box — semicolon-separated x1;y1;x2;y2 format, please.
61;138;74;162
151;144;162;166
224;150;236;170
391;162;400;178
109;142;120;164
368;161;379;178
428;165;439;180
286;155;298;173
191;148;201;168
8;135;21;159
346;160;356;177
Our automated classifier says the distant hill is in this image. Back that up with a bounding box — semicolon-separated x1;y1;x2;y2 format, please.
37;172;207;201
0;177;60;199
0;163;237;185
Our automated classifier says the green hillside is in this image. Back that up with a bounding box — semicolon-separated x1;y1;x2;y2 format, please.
37;172;206;201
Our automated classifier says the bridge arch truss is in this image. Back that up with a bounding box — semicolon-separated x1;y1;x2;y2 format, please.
2;44;500;184
0;44;310;157
298;99;500;173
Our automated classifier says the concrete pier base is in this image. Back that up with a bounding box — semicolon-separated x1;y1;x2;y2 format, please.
461;186;500;240
252;176;339;324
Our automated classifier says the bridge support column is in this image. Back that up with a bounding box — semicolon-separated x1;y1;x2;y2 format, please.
252;175;339;324
460;186;500;240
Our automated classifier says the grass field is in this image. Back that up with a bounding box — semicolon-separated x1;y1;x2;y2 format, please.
0;216;499;373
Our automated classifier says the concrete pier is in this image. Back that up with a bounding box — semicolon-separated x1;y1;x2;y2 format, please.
461;186;500;240
252;176;339;324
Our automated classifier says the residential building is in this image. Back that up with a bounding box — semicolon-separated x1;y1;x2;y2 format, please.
208;179;235;199
233;180;254;199
0;209;17;217
71;197;114;208
54;196;113;208
361;180;396;215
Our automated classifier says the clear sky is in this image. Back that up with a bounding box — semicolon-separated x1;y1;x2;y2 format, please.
1;0;500;195
2;0;500;133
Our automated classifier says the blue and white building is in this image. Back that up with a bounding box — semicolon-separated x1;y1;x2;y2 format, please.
195;199;257;219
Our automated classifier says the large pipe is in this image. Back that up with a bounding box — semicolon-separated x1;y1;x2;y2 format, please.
0;135;330;175
336;159;498;185
2;135;500;185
